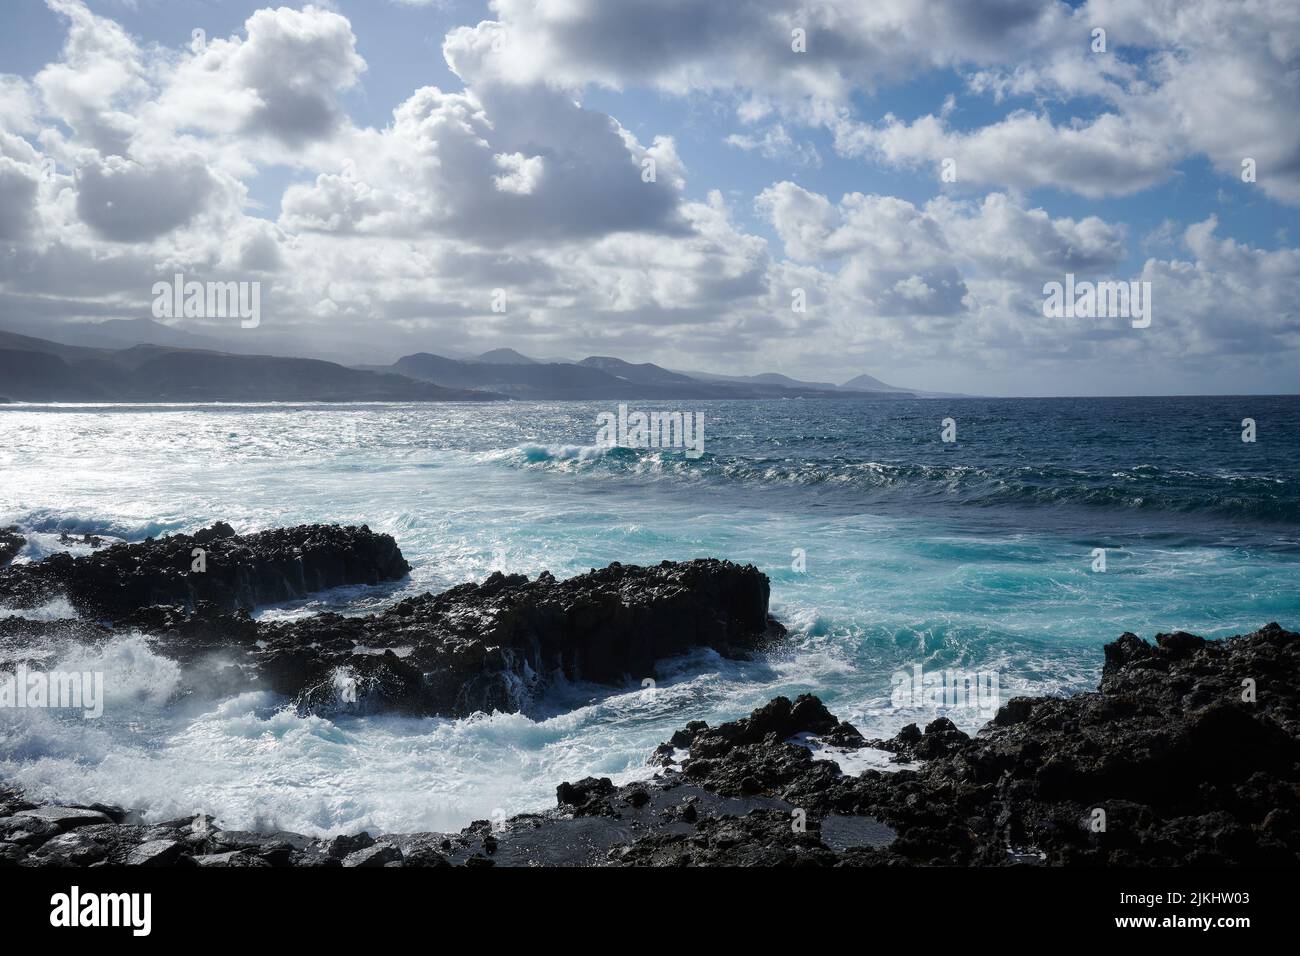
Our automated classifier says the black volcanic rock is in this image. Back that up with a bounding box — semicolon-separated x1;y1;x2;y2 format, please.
614;810;841;867
0;623;1295;867
158;558;784;717
1;520;1293;868
0;528;22;566
556;777;617;809
576;624;1299;866
837;623;1299;865
0;545;783;720
0;523;410;618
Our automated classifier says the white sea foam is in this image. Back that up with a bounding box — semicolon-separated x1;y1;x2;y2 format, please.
1;402;1289;834
0;595;78;621
791;733;919;775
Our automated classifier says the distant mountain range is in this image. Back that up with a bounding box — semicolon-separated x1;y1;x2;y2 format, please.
0;321;969;403
378;351;936;400
0;330;496;403
677;367;967;399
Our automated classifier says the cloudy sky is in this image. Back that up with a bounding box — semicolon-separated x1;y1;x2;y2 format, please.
1;0;1298;395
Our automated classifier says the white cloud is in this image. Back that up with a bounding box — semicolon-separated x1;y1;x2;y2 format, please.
154;5;366;151
0;76;39;135
833;110;1175;198
1147;216;1300;356
928;193;1128;278
34;0;147;155
443;0;1071;108
280;82;689;244
748;182;1297;374
0;0;1295;393
726;124;822;167
0;155;41;241
74;154;220;242
441;0;1300;206
493;152;545;195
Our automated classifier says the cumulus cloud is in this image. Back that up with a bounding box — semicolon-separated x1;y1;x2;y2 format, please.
280;170;396;234
749;182;1291;370
928;193;1127;278
833;110;1175;198
1148;216;1300;356
874;0;1300;204
281;82;689;244
0;2;752;363
0;0;1295;392
33;0;146;155
74;154;220;242
155;5;366;150
0;156;41;241
493;152;545;195
0;76;39;134
441;0;1300;206
443;0;1069;107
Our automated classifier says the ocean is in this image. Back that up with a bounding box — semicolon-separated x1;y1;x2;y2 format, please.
1;395;1298;835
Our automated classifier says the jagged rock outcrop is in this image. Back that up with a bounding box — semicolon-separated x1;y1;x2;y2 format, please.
267;559;783;716
0;527;784;719
0;523;410;618
76;559;781;717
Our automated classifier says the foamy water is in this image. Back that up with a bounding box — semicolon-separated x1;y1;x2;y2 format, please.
2;398;1297;833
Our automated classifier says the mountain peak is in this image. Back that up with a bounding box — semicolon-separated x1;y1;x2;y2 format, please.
476;348;537;365
841;372;905;392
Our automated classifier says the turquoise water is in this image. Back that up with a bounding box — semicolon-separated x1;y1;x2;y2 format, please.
1;397;1297;834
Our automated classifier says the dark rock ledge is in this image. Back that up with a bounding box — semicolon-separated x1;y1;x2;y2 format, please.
0;524;784;717
0;522;411;619
2;622;1296;867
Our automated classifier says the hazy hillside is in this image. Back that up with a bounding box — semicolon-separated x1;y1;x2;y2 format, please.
577;356;699;386
475;348;537;365
0;332;500;403
0;326;945;403
389;352;916;400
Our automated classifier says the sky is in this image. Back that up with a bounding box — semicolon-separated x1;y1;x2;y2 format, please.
0;0;1298;396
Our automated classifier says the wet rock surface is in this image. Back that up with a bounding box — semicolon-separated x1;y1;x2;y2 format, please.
0;522;410;618
0;528;22;567
0;522;1294;866
2;549;783;718
253;558;782;717
1;623;1294;866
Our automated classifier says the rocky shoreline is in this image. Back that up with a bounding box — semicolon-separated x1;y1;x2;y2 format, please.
0;523;1296;867
0;524;782;717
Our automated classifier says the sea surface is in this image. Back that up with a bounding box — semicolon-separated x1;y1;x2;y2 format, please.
1;396;1297;834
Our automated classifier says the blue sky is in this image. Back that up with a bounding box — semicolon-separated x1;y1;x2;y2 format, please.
1;0;1298;394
